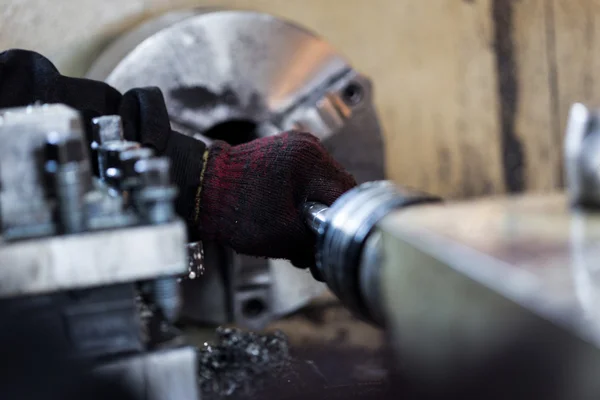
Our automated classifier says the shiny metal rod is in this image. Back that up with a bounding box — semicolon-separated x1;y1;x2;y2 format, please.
303;202;329;234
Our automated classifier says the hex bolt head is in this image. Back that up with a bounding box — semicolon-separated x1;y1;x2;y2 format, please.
91;115;124;145
152;277;181;323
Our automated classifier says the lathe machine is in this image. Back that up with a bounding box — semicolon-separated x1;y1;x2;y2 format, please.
3;7;600;400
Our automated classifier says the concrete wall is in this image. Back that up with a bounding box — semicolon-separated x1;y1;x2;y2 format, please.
1;0;598;198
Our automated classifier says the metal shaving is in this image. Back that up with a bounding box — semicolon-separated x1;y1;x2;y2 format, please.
196;327;291;399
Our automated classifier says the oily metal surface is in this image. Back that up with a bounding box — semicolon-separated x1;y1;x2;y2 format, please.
377;193;600;398
87;9;386;323
380;192;599;322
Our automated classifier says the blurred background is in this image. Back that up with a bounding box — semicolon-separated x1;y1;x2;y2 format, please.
3;0;595;200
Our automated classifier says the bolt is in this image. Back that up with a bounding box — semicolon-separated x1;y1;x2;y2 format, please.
91;115;124;145
45;132;89;234
134;157;177;224
152;277;181;323
91;116;124;177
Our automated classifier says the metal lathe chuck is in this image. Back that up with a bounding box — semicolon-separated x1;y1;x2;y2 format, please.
304;181;441;326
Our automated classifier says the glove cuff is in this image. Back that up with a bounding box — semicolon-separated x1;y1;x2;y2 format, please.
195;140;237;243
161;132;207;226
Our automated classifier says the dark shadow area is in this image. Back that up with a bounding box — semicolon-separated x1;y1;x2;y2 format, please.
202;120;259;145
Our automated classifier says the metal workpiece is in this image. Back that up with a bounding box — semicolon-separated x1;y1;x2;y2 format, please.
564;103;600;208
303;181;441;324
88;9;386;325
358;231;385;326
376;194;600;398
0;104;85;239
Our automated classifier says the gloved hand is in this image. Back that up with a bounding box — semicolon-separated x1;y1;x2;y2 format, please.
196;132;356;269
0;49;356;269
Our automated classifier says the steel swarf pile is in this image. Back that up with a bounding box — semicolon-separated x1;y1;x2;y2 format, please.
197;327;291;399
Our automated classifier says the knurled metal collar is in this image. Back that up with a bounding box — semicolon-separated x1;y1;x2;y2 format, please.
315;181;441;323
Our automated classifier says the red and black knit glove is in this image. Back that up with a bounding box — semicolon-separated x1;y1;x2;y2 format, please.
194;131;357;269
